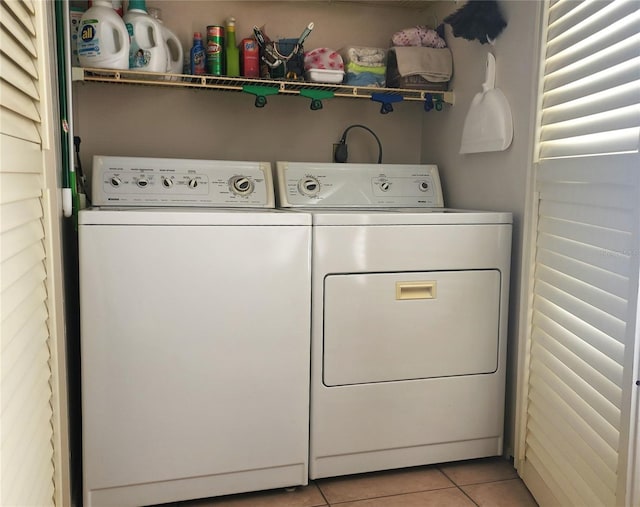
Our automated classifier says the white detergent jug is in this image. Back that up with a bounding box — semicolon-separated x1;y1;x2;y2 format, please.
77;0;129;70
148;7;183;76
164;27;184;75
124;0;167;73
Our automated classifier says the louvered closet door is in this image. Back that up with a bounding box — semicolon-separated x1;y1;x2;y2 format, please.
1;0;60;505
518;1;640;506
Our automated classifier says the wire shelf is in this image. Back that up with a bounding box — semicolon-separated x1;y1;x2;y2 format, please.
73;67;455;107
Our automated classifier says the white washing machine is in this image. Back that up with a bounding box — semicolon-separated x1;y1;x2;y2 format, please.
79;156;311;507
275;161;512;480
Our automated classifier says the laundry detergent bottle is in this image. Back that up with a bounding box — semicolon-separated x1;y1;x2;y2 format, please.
77;0;129;69
123;0;167;73
148;7;183;75
163;28;183;74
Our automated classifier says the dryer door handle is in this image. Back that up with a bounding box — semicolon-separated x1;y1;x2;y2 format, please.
395;281;437;300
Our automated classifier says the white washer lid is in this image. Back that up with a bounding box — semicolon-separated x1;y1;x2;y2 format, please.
283;208;512;226
78;207;312;226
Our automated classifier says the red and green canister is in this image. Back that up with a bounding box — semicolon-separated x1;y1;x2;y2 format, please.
206;25;224;76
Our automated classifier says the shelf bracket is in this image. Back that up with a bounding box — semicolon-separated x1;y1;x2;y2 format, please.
299;89;335;110
242;85;280;108
72;66;86;82
370;93;403;114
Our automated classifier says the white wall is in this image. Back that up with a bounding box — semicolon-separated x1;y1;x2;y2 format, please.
421;0;543;457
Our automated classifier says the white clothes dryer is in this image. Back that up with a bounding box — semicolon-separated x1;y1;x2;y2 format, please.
275;161;512;480
79;156;311;506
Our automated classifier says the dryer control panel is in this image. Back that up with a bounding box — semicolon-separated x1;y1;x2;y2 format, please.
275;162;444;208
91;156;275;207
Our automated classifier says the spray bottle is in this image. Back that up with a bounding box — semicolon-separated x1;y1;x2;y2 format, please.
190;32;206;75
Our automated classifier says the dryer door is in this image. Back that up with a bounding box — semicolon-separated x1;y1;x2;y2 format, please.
323;269;501;386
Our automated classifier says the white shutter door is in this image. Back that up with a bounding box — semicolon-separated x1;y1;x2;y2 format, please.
518;1;640;506
1;0;57;505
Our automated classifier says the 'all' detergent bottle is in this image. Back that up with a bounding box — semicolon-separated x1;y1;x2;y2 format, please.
123;0;167;73
77;0;129;69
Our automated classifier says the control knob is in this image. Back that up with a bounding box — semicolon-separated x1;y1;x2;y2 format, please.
109;176;122;188
188;178;199;189
419;181;430;192
162;177;174;188
137;177;149;188
229;176;254;196
379;181;391;192
298;176;320;197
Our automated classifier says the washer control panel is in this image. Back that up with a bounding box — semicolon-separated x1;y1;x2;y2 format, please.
275;162;444;208
91;156;275;207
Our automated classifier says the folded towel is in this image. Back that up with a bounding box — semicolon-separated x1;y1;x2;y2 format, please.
342;46;387;67
345;72;385;87
391;47;452;82
392;26;447;49
346;62;386;75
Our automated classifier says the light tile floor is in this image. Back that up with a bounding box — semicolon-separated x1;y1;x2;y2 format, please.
174;457;538;507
